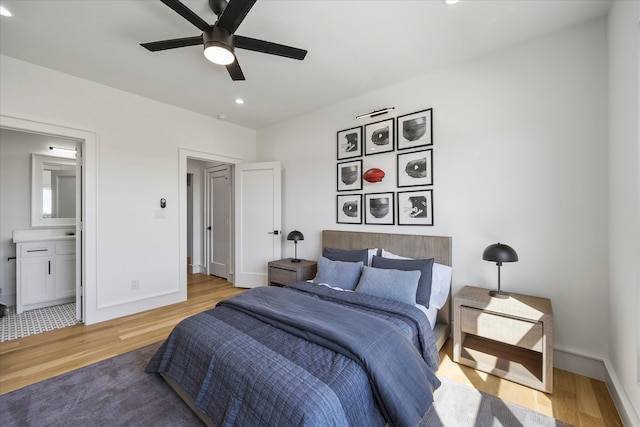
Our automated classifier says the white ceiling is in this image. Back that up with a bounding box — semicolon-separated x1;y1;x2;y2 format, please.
0;0;611;130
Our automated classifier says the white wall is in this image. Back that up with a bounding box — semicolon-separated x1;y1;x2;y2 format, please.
0;55;256;324
607;0;640;424
259;19;610;363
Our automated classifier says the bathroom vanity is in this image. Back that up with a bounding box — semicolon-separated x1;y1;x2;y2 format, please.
13;229;76;313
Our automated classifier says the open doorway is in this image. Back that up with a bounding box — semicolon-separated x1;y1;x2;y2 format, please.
179;149;282;293
0;124;89;340
186;158;233;282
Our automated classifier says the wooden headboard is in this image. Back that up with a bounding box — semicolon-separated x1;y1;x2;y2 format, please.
322;230;452;350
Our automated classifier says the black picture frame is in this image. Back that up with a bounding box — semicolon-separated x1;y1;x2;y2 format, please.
397;189;434;226
364;192;395;225
336;126;362;160
364;118;395;156
336;194;362;224
397;149;433;187
337;159;362;192
397;108;432;150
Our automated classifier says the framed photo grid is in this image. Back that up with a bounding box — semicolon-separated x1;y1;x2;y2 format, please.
397;149;433;187
337;159;362;192
397;109;432;150
335;107;435;226
364;118;394;156
336;126;362;160
397;189;434;226
337;194;362;224
364;192;395;225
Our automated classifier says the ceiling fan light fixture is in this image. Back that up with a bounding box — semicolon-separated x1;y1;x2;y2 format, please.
204;44;235;65
203;27;235;65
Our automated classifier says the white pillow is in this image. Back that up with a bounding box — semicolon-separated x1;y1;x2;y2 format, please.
430;263;452;309
380;248;409;260
380;249;452;310
367;248;378;266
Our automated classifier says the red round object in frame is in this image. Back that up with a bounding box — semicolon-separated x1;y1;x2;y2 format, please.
363;168;385;183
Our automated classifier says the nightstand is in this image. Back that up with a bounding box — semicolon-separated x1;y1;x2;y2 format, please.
453;285;553;393
268;259;317;287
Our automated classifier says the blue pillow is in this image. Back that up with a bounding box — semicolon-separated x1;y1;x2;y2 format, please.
323;247;369;265
313;256;363;290
355;266;421;305
371;255;435;307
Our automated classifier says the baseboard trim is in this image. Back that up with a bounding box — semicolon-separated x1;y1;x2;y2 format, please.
190;264;205;274
554;348;606;380
603;358;640;427
555;348;639;426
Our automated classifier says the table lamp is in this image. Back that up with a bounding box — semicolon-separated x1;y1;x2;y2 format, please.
482;242;518;298
287;230;304;263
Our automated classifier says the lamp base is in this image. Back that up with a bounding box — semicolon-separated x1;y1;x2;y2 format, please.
489;289;510;299
291;258;301;263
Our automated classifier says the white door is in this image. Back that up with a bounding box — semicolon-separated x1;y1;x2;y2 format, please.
206;165;230;278
234;162;282;288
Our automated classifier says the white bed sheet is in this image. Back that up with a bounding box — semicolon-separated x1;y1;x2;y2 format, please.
416;303;438;330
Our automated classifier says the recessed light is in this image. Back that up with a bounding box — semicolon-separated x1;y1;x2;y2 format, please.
217;114;227;120
235;98;244;105
442;0;459;5
0;6;13;17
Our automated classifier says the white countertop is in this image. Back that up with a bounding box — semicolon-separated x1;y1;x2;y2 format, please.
13;229;76;243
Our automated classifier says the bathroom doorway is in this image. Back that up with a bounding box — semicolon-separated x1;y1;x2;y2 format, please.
0;115;95;337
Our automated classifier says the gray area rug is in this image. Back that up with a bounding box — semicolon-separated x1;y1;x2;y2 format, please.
422;377;572;427
0;342;203;426
1;342;571;426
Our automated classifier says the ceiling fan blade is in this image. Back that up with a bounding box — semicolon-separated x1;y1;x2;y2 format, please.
226;60;246;81
160;0;210;32
141;35;203;52
216;0;257;34
235;35;307;60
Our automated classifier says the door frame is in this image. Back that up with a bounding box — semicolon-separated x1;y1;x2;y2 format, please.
0;114;97;324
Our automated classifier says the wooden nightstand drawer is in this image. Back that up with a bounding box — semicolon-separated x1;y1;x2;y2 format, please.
267;259;317;287
270;267;297;285
453;285;553;393
460;306;543;352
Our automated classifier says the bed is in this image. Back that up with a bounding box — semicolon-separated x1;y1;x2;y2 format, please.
146;230;452;427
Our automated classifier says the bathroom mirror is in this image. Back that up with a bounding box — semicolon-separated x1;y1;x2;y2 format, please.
31;154;77;227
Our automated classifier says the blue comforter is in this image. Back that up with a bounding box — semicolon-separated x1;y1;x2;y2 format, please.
146;282;441;427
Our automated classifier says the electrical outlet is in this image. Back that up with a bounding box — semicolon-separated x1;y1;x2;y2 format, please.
131;279;140;290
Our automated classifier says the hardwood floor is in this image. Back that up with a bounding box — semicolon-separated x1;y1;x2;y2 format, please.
0;274;623;426
437;340;623;426
0;273;244;394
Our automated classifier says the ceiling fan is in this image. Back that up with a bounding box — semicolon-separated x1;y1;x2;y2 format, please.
141;0;307;81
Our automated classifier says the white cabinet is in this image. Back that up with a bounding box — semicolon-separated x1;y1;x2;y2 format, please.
15;238;76;313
